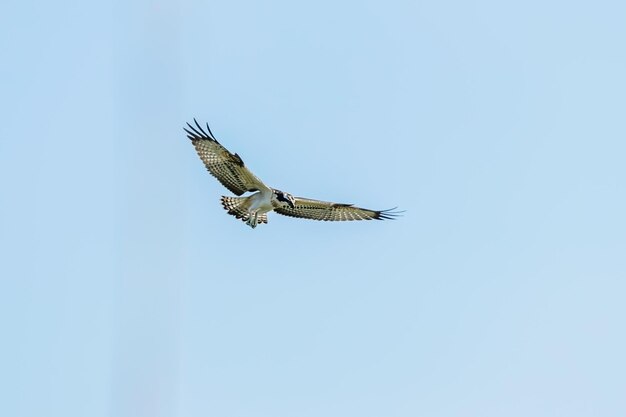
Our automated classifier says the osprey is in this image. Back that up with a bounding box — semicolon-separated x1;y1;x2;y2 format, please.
184;119;401;228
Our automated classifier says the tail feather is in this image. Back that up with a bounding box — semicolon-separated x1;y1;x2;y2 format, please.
221;196;250;219
220;196;268;226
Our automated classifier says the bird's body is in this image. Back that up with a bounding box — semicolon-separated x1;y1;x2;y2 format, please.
245;190;274;219
184;119;401;228
220;188;293;228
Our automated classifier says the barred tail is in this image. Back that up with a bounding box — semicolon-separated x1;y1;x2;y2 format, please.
220;196;268;226
221;196;250;219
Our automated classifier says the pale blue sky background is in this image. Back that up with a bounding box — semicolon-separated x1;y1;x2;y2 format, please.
1;1;625;416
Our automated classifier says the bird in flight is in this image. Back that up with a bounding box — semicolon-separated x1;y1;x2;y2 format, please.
184;119;401;228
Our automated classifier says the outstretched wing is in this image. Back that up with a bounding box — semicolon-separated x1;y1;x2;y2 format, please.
184;119;270;196
274;196;402;221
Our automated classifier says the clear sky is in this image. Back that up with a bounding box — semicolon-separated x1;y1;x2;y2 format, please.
1;1;625;416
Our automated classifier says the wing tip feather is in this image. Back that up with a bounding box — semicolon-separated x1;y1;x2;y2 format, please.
375;207;405;220
184;119;218;142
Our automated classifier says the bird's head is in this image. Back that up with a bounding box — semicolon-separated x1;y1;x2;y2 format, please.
273;189;296;208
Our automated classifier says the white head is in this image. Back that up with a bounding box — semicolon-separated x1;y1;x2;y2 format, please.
272;189;296;208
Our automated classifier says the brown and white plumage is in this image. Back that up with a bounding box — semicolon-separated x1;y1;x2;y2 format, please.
184;119;401;228
184;121;270;196
274;197;399;221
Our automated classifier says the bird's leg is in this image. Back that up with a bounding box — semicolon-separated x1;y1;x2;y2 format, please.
252;211;258;228
246;211;258;228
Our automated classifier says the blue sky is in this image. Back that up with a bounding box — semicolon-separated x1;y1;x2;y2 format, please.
1;1;625;416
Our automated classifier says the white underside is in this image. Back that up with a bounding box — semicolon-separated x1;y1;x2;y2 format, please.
246;190;274;228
